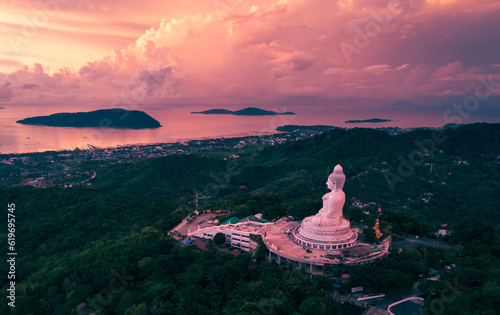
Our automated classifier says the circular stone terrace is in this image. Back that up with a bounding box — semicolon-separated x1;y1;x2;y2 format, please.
294;218;358;250
260;217;391;273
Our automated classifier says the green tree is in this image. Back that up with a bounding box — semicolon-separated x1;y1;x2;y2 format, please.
364;227;377;244
213;232;226;245
300;296;340;315
482;281;500;309
124;302;148;315
285;199;321;219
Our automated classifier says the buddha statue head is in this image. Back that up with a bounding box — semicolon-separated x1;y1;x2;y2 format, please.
328;164;345;192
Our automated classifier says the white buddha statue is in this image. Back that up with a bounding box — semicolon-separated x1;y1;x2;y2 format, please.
311;165;346;227
297;164;355;244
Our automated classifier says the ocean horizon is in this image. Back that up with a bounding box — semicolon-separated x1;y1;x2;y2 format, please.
0;103;498;155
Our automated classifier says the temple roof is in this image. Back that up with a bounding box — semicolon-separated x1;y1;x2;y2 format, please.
341;245;376;257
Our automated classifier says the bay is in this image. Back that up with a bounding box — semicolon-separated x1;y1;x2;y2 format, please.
0;103;494;154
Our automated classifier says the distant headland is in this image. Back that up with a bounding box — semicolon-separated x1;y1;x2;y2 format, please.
0;106;4;109
16;108;161;129
192;107;296;116
345;118;391;123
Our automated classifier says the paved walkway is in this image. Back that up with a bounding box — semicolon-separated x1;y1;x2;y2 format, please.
170;213;225;236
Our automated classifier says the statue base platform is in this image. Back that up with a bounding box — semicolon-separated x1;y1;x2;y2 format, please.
293;218;357;250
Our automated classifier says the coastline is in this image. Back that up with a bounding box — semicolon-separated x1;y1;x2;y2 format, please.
0;124;461;156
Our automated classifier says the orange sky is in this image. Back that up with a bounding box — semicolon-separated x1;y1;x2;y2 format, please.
1;0;500;107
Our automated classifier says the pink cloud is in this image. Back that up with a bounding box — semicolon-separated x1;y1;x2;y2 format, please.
430;61;464;80
1;0;500;106
363;64;391;74
395;64;410;71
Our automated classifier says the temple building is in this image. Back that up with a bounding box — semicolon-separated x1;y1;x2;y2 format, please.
177;164;391;274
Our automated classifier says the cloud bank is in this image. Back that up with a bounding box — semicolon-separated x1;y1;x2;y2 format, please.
1;0;499;106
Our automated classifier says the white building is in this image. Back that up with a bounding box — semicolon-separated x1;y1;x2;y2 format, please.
191;220;271;252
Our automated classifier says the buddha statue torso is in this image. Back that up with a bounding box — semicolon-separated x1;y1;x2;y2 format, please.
310;165;346;227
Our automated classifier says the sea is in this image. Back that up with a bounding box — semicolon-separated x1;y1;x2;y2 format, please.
0;103;497;155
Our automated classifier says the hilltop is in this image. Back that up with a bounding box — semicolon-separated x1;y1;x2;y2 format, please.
16;108;161;129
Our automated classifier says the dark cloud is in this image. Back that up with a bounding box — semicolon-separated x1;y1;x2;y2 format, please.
289;55;314;71
20;83;40;90
78;62;111;81
131;66;173;96
0;81;12;102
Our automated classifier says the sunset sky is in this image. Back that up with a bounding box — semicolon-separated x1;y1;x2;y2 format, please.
1;0;500;108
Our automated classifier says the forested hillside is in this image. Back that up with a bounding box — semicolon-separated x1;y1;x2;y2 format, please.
93;123;500;225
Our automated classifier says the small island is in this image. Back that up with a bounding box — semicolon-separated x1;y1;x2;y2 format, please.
0;106;4;109
192;107;296;116
345;118;391;123
17;108;161;129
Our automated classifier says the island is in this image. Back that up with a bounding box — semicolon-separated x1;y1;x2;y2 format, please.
345;118;391;123
0;106;4;109
16;108;161;129
192;107;296;116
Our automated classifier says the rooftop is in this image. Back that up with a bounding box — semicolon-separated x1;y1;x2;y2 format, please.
343;245;377;258
175;213;226;236
211;221;266;233
221;217;240;225
178;212;269;237
363;306;391;315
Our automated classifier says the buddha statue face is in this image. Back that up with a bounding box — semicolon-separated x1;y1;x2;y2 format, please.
326;178;336;191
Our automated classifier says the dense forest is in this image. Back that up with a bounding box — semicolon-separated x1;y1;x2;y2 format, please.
1;123;499;314
93;123;500;225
